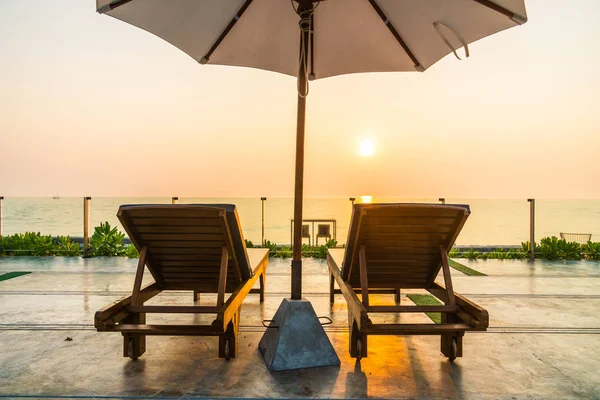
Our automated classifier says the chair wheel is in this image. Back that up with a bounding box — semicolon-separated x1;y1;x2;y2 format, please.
224;339;231;360
356;338;363;361
449;338;458;362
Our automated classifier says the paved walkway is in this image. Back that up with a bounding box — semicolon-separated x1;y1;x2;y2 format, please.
0;256;599;399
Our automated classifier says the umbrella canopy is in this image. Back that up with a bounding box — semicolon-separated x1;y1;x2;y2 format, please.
98;0;526;79
96;0;527;300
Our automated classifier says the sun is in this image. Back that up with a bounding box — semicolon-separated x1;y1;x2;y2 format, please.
359;138;375;157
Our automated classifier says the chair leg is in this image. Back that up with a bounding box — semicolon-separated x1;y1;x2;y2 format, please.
122;313;146;360
259;273;266;303
394;288;401;304
329;272;335;304
219;306;241;360
441;313;463;360
193;290;201;302
349;319;367;360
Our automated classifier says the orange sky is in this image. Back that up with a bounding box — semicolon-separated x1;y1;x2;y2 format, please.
0;0;598;198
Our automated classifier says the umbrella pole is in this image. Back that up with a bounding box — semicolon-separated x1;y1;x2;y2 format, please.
257;1;340;370
291;0;312;300
291;82;306;300
291;92;305;300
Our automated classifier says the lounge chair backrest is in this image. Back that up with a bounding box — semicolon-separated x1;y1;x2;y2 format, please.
342;203;470;289
118;204;252;291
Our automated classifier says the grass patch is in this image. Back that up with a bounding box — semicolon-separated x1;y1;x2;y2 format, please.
449;259;487;276
407;294;442;324
0;271;31;282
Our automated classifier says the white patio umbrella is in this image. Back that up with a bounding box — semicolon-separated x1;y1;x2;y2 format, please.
97;0;527;370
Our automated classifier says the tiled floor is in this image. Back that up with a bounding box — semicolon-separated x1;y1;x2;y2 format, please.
0;256;599;399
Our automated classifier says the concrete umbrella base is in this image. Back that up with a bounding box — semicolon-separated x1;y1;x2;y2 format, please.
259;298;341;371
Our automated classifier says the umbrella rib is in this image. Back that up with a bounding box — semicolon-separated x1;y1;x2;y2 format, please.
472;0;527;24
309;13;315;80
200;0;254;64
367;0;424;72
97;0;134;14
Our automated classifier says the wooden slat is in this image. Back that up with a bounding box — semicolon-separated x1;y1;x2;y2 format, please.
127;305;219;314
367;254;439;263
364;247;440;255
132;217;222;226
364;217;455;226
359;276;429;282
359;246;369;307
366;323;470;335
362;240;445;247
358;266;431;274
366;305;459;313
355;282;430;289
366;265;436;272
161;272;236;279
333;288;401;295
356;272;430;279
365;207;462;218
104;324;223;336
149;247;223;256
162;283;223;291
362;225;452;234
361;233;448;241
159;261;225;267
161;264;234;271
136;225;224;234
162;278;223;283
139;233;225;242
125;208;223;218
153;254;223;262
147;241;224;248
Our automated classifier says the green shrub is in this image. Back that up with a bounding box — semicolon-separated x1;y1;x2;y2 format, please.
507;249;528;260
557;240;582;260
449;248;461;258
582;241;600;260
489;248;508;260
124;244;140;258
325;239;338;248
538;236;561;260
274;246;292;258
463;249;480;260
56;236;81;256
263;240;277;253
2;232;58;256
522;241;541;254
88;222;126;257
244;239;254;248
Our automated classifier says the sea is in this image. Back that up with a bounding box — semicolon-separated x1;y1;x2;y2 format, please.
1;197;599;247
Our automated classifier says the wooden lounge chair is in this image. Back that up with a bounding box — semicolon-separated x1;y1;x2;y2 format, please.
94;204;268;360
327;203;488;361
